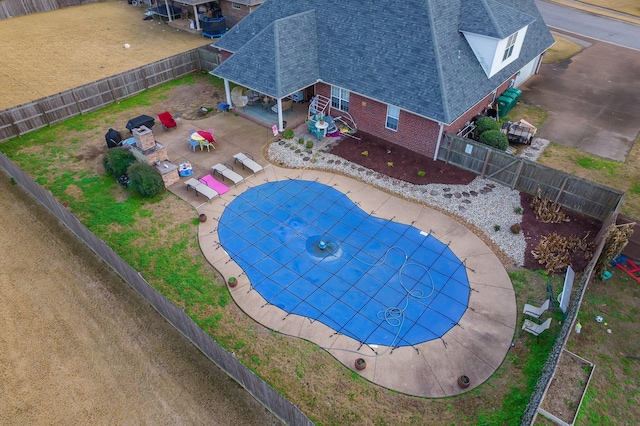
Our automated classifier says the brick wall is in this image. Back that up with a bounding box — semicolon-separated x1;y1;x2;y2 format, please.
445;75;516;135
315;83;441;157
219;1;250;27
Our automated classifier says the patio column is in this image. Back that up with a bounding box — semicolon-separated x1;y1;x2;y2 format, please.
164;0;172;22
224;80;232;107
276;98;284;132
192;5;201;30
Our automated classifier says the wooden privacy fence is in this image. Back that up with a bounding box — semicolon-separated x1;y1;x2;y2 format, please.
437;133;624;221
0;153;312;426
0;48;220;142
0;0;97;20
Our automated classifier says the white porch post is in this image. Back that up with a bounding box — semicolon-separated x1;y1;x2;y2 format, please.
164;0;172;22
224;79;232;107
192;6;201;30
276;98;284;132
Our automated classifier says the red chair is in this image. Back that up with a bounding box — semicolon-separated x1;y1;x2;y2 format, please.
158;111;177;130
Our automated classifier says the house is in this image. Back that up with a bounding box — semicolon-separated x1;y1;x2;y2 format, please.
211;0;554;159
160;1;264;32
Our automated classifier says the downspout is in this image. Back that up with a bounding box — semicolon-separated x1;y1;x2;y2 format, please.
224;79;232;107
433;122;445;161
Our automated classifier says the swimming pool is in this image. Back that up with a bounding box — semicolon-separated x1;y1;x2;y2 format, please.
218;180;470;348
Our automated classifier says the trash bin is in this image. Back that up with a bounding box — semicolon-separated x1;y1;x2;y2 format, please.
497;95;515;117
505;87;522;101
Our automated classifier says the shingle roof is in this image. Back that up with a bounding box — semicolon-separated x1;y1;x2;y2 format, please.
459;0;536;39
212;0;553;124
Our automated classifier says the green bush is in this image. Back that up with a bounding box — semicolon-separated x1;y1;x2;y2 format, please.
283;128;295;139
479;130;509;151
475;117;501;137
127;162;164;198
103;148;136;177
305;140;314;149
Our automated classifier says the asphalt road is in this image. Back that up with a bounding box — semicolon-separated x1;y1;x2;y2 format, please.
535;0;640;50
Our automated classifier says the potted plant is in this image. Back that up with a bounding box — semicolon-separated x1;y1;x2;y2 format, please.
199;213;207;223
227;276;237;287
355;358;366;370
458;375;470;388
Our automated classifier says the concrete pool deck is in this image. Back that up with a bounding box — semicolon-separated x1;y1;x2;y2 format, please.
155;112;516;397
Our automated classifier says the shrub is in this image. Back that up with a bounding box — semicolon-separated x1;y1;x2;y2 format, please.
494;224;501;232
103;148;136;177
127;162;164;198
297;137;305;145
361;151;369;156
305;140;314;149
479;130;509;151
283;129;295;139
510;223;522;234
417;170;426;177
475;117;501;136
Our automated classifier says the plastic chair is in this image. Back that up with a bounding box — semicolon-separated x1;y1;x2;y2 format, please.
201;140;214;151
188;138;199;152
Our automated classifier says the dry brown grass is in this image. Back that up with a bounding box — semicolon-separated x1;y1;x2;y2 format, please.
577;0;640;16
543;36;585;64
0;0;209;109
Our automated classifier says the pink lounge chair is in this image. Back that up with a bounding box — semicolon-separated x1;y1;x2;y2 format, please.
198;174;229;195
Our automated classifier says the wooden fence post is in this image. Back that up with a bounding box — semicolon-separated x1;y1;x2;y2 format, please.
511;159;524;190
554;177;568;203
480;150;492;178
106;78;118;103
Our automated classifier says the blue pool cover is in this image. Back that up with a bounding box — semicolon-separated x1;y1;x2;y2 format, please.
218;180;469;347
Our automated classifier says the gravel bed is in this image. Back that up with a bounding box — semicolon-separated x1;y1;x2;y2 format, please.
267;140;534;266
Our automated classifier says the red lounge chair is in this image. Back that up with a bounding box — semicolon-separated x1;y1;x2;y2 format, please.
158;111;177;130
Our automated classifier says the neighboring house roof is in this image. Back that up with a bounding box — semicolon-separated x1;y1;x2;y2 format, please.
212;0;553;124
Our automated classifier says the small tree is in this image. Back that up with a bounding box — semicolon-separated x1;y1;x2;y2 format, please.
103;148;136;177
127;162;164;198
475;117;501;139
479;129;509;151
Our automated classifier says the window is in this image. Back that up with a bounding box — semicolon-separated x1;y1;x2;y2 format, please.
232;2;241;10
386;105;399;131
331;86;349;112
502;32;518;61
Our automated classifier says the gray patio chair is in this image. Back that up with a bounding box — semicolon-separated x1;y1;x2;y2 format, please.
522;318;552;337
523;299;550;319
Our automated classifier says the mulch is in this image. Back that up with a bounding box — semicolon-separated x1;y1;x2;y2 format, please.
329;132;602;272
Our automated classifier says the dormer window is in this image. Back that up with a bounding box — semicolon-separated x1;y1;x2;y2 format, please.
503;32;518;61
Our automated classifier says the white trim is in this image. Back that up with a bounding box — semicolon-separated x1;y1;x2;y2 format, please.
385;105;400;131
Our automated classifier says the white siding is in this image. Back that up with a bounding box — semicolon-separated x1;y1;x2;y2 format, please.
462;25;529;78
514;55;540;86
461;31;499;77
